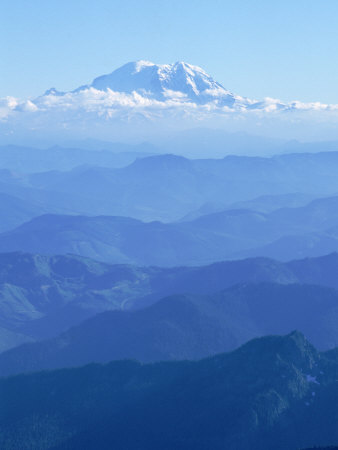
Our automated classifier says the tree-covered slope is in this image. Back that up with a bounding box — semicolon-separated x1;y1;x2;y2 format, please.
1;332;338;449
2;251;338;354
2;282;338;376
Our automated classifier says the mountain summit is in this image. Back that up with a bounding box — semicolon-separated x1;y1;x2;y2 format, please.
76;60;239;106
28;60;334;114
2;60;337;143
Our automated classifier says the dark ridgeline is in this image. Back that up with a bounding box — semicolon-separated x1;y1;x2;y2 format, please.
1;332;338;449
302;447;338;449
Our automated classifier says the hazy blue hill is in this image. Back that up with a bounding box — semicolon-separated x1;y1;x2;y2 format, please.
0;213;247;266
3;192;338;265
269;196;338;232
157;128;287;157
181;192;316;221
0;332;338;449
157;128;338;158
0;144;156;172
125;152;193;171
2;151;338;222
26;154;205;221
2;282;338;376
0;252;154;350
287;252;338;287
241;228;338;261
0;192;46;232
1;251;338;354
0;214;208;266
231;197;338;261
0;170;102;218
230;192;317;212
0;252;298;353
0;326;33;353
0;252;300;342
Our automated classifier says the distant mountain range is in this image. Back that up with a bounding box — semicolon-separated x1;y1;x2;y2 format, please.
3;151;338;263
1;151;338;224
0;144;156;173
2;194;338;265
1;331;338;449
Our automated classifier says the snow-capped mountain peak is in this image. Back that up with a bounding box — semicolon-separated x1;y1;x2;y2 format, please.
2;60;338;141
75;60;237;106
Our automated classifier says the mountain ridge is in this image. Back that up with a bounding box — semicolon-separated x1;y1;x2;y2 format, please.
2;250;338;354
1;331;338;449
4;191;338;265
3;282;338;376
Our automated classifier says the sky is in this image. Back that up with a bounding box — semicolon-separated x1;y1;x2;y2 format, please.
1;0;338;104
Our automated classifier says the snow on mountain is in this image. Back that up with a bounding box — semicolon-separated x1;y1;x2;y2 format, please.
1;61;338;137
76;61;240;107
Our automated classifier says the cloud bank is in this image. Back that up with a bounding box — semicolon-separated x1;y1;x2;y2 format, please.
2;61;338;142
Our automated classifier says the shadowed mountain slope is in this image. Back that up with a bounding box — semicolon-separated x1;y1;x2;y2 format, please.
1;251;338;354
1;332;338;449
2;282;338;376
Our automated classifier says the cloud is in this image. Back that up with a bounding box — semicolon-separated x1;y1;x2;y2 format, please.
0;96;19;119
2;87;338;144
35;88;338;114
3;86;338;121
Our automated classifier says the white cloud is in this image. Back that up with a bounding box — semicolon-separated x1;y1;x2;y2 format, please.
3;86;338;144
0;96;19;119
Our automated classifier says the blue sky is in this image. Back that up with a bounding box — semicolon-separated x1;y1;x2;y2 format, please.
1;0;338;103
